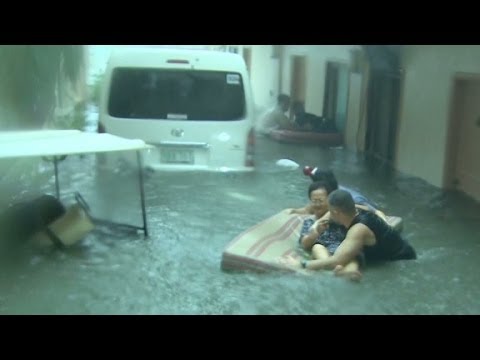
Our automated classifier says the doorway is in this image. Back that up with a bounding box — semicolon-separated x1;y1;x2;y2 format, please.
323;61;350;133
290;55;306;119
364;70;402;164
445;75;480;201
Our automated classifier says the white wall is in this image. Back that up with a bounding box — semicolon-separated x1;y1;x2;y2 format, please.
397;45;480;188
242;45;280;118
88;45;126;84
87;45;213;85
280;45;358;116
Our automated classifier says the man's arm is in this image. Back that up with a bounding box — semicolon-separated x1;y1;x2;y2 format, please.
305;224;369;270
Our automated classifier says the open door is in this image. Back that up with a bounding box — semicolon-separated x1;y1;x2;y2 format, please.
364;70;401;164
290;55;306;119
323;61;349;133
446;76;480;201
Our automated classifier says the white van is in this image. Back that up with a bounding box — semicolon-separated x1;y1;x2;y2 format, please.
98;47;255;172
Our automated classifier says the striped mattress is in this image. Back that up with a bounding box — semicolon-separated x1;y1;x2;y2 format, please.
221;210;403;272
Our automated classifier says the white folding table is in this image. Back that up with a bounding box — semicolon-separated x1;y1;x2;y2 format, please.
0;130;153;237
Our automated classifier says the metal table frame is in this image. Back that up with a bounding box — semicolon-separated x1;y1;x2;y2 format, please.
47;151;149;237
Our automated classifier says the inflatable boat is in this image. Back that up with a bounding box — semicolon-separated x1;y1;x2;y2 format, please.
269;129;343;146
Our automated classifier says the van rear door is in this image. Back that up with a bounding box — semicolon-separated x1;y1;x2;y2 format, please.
105;67;249;169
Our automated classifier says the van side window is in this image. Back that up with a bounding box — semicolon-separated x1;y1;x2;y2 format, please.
108;68;246;121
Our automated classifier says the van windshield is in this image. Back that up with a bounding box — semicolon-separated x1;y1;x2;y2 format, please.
108;68;246;121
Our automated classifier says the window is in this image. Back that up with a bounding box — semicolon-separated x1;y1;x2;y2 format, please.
108;68;246;121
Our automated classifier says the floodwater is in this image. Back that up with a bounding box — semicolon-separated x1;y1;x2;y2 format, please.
0;131;479;314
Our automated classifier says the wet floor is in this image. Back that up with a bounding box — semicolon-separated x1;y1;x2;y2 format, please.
1;135;479;314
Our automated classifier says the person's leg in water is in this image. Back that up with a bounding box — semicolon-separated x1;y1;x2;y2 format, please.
334;261;362;282
311;243;362;281
320;224;362;281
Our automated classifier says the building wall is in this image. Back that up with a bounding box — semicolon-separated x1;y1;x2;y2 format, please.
248;46;279;113
238;45;281;122
396;45;480;188
280;45;358;116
